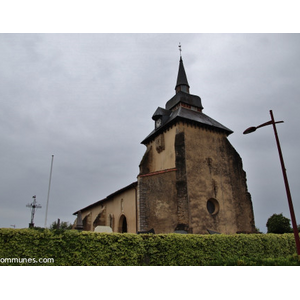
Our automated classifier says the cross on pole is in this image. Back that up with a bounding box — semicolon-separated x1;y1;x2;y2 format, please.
26;195;42;228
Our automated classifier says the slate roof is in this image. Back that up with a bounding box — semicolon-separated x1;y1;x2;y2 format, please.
166;90;203;110
175;57;190;90
141;106;233;145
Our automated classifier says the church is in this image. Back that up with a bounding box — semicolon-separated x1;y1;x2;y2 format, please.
73;53;256;234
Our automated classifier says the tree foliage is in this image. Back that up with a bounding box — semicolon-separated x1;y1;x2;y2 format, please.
50;220;72;230
266;213;292;234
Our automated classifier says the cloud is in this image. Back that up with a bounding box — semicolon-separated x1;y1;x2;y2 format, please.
0;33;299;233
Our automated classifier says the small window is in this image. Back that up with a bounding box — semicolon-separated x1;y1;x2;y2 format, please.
207;198;219;215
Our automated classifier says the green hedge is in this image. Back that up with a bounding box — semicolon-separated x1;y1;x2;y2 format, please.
0;229;299;266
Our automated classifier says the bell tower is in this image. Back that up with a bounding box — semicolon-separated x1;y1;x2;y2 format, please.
137;51;255;234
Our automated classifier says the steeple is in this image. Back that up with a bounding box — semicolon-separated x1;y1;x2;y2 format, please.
175;45;190;94
141;48;233;145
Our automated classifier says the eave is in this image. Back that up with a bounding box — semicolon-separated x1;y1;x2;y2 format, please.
73;181;137;215
141;107;233;145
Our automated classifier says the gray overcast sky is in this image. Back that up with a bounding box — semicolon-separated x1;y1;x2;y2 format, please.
1;33;300;233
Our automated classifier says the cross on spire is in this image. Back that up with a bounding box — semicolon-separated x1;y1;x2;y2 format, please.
179;43;182;58
175;44;190;94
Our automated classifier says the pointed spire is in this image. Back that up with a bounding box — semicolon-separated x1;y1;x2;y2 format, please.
175;43;190;94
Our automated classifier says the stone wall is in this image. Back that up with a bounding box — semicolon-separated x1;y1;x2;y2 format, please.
138;121;255;234
77;184;137;233
184;124;255;234
138;169;178;233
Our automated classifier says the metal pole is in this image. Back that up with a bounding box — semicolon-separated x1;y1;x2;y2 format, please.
44;155;54;228
270;110;300;256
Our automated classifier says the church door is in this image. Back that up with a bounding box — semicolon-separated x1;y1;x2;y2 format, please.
118;215;127;233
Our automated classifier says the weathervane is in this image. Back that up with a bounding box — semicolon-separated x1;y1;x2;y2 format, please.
26;195;42;228
179;43;182;58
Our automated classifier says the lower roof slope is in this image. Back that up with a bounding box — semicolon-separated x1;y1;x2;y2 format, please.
141;106;233;145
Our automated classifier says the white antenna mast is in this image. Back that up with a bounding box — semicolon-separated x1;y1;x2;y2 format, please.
44;155;54;228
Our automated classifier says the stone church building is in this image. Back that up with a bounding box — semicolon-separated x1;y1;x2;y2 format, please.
73;54;256;234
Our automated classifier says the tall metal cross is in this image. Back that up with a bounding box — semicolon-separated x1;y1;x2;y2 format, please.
26;195;42;228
